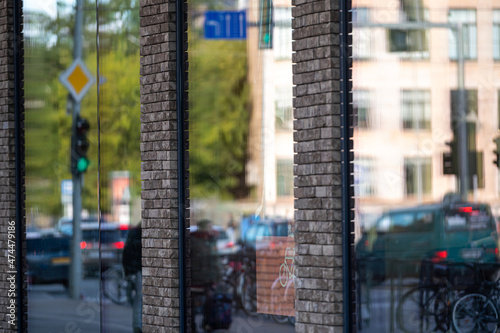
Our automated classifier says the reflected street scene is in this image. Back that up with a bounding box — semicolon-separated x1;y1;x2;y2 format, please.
187;0;295;331
353;0;500;331
25;0;141;331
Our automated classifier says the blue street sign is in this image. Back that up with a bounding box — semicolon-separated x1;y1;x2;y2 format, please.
204;11;247;40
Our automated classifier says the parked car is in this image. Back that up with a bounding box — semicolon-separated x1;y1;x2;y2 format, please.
57;216;108;236
356;198;499;281
80;222;129;275
242;218;292;250
27;232;71;288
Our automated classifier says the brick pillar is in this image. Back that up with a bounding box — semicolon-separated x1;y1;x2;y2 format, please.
139;0;187;332
0;0;25;331
292;0;344;332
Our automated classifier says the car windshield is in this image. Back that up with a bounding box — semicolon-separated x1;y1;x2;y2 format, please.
275;223;289;236
82;230;122;244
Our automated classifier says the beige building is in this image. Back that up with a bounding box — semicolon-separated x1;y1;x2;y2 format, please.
353;0;500;226
247;0;294;218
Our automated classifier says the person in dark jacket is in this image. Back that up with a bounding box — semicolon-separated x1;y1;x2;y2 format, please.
123;223;142;333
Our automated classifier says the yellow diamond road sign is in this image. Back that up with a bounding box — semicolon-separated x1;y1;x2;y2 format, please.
59;58;95;102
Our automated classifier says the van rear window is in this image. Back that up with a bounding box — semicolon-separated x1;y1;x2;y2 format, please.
376;212;434;233
445;206;494;231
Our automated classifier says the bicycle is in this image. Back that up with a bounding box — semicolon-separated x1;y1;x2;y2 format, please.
396;260;463;333
451;263;500;333
279;247;296;287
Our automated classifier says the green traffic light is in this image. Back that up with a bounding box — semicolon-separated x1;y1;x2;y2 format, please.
76;157;90;173
264;33;270;44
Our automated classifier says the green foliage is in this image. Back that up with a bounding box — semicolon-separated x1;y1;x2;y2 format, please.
189;37;251;199
25;0;251;220
25;2;140;219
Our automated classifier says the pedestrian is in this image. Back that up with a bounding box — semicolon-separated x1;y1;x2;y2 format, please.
123;222;142;333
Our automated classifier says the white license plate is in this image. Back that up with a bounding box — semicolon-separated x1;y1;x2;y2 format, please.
88;252;115;259
101;252;116;259
461;248;484;259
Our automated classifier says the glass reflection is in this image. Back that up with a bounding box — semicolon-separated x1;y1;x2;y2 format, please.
353;1;500;332
25;0;140;331
188;0;295;332
25;0;101;330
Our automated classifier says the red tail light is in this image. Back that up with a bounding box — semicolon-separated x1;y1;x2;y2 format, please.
458;207;473;213
486;247;498;255
432;250;448;263
119;225;129;231
113;241;125;249
80;241;87;249
225;241;234;248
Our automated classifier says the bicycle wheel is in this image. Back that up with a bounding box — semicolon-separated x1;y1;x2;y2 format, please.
452;293;498;333
103;266;128;305
279;263;289;287
397;286;448;333
240;273;258;317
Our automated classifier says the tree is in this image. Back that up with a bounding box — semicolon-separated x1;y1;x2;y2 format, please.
188;37;251;199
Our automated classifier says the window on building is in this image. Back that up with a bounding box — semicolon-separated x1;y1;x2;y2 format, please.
277;159;293;197
275;86;293;130
353;89;371;129
388;0;429;58
401;90;431;130
404;157;432;196
354;157;375;197
352;8;371;59
494;10;500;61
274;7;292;60
449;9;477;60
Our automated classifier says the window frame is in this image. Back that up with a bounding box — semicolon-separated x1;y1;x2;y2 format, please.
448;9;478;61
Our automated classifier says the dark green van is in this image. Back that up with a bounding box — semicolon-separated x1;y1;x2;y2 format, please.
356;199;498;281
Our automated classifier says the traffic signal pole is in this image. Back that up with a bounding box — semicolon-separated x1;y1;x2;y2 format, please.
455;23;469;201
70;0;84;300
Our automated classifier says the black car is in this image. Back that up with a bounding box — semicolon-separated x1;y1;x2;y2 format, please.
80;222;129;275
27;232;71;288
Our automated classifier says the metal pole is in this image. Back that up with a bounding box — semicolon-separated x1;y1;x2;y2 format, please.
340;0;352;331
69;0;84;300
456;23;469;201
176;0;186;331
13;0;25;330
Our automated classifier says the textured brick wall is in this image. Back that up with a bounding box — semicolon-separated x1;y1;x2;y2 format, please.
292;0;344;332
139;0;187;332
138;0;346;331
0;0;24;331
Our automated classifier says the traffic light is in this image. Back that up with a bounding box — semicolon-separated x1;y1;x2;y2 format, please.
71;115;90;175
493;136;500;168
259;0;273;49
443;138;458;175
